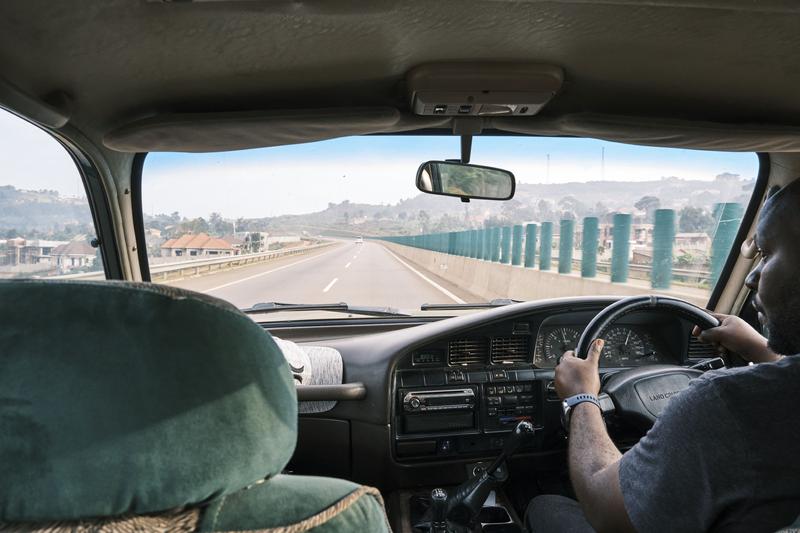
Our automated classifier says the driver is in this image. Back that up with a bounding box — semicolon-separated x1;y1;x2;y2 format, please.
526;178;800;532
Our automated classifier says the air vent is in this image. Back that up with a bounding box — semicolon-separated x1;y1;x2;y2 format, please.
687;336;715;359
448;338;489;366
491;336;531;364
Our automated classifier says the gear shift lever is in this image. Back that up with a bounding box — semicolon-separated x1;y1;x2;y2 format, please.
430;488;448;533
445;421;535;528
485;419;536;475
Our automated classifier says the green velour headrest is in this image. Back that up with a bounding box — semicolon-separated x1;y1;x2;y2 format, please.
0;280;298;522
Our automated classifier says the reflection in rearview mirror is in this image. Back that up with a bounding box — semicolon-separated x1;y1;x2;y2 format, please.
416;161;515;201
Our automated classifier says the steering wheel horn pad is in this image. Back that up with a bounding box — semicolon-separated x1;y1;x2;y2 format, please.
604;365;702;429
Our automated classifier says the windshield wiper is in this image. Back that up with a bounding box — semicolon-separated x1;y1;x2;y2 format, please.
240;301;410;317
420;298;523;311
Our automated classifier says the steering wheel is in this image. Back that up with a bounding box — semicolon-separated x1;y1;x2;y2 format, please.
574;295;720;430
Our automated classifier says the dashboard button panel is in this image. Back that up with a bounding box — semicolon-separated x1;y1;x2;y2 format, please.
482;380;540;432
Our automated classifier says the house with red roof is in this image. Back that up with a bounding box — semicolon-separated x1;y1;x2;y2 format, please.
160;233;238;258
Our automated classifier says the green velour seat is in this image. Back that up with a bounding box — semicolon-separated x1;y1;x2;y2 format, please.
0;280;389;532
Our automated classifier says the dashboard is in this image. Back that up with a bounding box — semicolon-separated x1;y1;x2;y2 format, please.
389;306;695;462
278;296;716;492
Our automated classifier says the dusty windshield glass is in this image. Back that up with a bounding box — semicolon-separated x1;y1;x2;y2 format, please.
142;136;756;318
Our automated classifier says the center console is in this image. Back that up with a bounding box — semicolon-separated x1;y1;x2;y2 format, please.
399;421;535;533
394;365;547;460
403;488;523;533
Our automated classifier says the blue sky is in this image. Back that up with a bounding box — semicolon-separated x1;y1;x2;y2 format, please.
0;108;758;219
146;135;754;178
143;136;757;218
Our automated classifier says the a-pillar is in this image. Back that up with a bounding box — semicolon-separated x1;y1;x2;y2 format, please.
710;203;744;286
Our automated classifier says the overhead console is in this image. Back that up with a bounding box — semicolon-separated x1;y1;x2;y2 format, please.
407;62;564;117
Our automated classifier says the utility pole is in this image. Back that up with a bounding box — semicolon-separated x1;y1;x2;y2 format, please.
546;153;550;182
601;147;605;180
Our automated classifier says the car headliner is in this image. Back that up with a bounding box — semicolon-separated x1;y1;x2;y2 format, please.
2;0;800;153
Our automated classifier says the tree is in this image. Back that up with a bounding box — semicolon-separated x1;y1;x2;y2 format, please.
591;202;610;218
418;210;431;232
535;199;556;222
179;217;209;234
558;195;588;220
634;196;661;220
678;206;714;234
501;199;524;221
209;212;224;235
432;213;462;233
483;216;505;228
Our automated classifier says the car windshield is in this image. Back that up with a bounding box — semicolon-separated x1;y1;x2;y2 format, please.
142;136;757;319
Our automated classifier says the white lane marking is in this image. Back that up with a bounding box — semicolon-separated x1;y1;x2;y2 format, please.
382;247;465;304
353;255;358;259
323;278;338;292
204;247;340;292
345;262;352;269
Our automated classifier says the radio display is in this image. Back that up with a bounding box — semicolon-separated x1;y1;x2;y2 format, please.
412;350;445;366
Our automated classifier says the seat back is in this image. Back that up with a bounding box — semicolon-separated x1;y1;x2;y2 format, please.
0;280;297;522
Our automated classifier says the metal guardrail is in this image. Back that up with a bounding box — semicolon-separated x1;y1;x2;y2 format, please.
569;259;711;284
379;205;740;291
53;241;336;282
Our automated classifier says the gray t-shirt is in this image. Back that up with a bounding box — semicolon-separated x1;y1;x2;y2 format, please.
619;355;800;532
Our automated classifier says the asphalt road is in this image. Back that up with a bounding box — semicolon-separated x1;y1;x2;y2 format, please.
168;241;479;312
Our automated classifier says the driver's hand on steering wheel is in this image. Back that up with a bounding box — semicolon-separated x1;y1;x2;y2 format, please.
555;339;604;399
692;313;780;364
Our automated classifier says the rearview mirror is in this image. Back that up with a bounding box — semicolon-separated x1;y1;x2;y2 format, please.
416;161;515;201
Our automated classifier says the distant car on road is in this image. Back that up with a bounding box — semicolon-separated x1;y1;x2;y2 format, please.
355;236;364;244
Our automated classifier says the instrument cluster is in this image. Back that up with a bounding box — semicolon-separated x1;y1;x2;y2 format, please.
533;324;664;368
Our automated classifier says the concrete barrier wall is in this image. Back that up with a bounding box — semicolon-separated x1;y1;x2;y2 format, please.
382;242;708;307
150;241;335;282
54;241;337;283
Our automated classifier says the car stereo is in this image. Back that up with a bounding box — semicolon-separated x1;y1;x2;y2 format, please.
399;387;478;434
394;368;545;459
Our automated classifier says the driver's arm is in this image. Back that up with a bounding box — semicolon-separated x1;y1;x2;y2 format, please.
556;340;635;533
558;339;745;533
